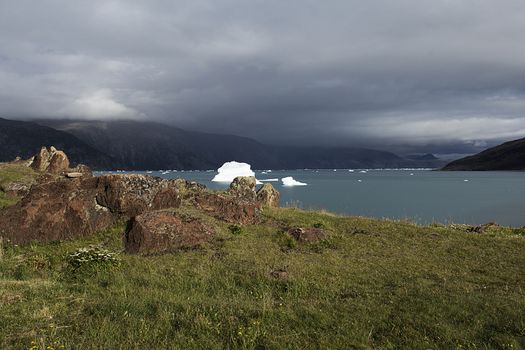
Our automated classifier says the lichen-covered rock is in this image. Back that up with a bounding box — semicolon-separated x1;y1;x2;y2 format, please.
194;192;260;225
288;227;327;242
0;181;31;197
30;146;70;174
0;174;183;244
256;183;280;207
0;177;115;244
68;164;93;177
228;176;257;200
95;174;173;217
125;210;216;254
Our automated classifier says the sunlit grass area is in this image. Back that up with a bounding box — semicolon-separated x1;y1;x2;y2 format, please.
1;207;524;349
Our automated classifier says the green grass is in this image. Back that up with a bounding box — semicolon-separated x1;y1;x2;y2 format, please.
1;207;524;349
0;162;37;208
0;162;37;189
0;191;16;209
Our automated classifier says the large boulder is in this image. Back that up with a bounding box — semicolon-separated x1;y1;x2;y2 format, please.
256;183;280;207
125;210;216;254
0;174;183;244
30;146;70;174
0;177;115;244
94;174;179;217
194;192;260;224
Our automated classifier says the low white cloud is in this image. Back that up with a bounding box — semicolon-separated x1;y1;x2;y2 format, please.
59;89;142;119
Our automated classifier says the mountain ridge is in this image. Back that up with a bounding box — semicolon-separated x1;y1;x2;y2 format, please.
1;117;446;170
442;137;525;170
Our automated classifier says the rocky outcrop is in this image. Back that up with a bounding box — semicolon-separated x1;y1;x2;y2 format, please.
30;146;70;174
125;210;216;254
0;174;185;244
256;183;280;207
1;150;281;247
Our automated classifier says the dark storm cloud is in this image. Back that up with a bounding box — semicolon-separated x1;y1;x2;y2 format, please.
1;0;525;154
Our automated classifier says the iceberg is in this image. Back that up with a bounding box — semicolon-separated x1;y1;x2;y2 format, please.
281;176;307;186
212;161;256;183
259;178;279;182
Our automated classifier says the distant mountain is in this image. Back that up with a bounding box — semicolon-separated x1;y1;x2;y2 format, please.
0;118;445;170
0;118;115;168
39;119;442;170
406;153;438;161
442;138;525;170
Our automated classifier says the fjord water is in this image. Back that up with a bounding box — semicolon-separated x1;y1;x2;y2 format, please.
103;170;525;227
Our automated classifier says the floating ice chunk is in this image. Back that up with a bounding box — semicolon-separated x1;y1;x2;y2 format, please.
259;178;279;182
410;173;414;176
348;169;354;172
358;179;363;182
281;176;307;186
146;171;153;174
359;170;367;173
464;179;469;182
212;161;256;183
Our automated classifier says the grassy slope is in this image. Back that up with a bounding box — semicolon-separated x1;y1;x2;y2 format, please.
0;162;37;208
1;208;524;349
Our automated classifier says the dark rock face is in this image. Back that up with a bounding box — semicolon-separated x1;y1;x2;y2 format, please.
288;227;327;242
125;210;216;254
256;183;280;207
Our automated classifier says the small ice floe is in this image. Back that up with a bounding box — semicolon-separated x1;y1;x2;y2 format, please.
259;178;279;182
359;170;367;174
333;169;337;172
212;161;256;183
358;179;363;182
146;171;153;174
410;173;414;176
281;176;307;186
161;171;170;175
464;179;469;182
348;169;354;172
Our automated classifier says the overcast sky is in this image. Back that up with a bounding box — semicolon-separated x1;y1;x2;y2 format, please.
1;0;525;154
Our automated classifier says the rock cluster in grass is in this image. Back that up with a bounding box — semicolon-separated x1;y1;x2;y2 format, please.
0;149;280;254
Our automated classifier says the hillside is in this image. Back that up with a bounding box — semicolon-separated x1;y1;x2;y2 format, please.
443;137;525;170
0;118;115;169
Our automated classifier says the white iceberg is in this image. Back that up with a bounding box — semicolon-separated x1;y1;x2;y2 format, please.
281;176;307;186
212;161;256;183
259;178;279;182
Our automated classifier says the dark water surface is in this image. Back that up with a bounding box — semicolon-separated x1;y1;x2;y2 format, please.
98;169;525;227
